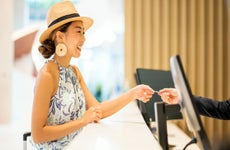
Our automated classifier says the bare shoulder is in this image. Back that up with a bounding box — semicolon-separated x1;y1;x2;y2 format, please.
37;61;58;80
35;62;59;92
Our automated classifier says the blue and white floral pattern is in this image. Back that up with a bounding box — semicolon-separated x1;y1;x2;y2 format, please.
32;61;86;150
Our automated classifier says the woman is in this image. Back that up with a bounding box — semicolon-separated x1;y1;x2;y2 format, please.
158;88;230;120
31;1;154;149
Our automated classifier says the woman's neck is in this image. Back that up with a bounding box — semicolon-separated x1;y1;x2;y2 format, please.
53;55;71;67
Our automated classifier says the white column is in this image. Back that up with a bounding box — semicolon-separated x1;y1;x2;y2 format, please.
0;0;13;123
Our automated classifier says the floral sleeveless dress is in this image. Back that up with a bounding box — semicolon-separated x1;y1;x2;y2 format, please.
32;60;86;150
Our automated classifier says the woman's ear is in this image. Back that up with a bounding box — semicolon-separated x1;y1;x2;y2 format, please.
55;31;65;41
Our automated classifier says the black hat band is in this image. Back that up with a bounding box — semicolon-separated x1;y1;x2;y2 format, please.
48;13;80;28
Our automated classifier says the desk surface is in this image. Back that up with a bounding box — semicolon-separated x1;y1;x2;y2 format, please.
65;101;162;150
65;121;162;150
65;101;200;150
167;122;200;150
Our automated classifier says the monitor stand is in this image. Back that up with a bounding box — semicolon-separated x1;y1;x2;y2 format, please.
154;102;181;150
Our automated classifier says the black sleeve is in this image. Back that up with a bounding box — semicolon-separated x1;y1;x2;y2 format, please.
193;96;230;120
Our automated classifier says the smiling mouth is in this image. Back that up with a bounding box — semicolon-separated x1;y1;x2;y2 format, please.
77;46;82;52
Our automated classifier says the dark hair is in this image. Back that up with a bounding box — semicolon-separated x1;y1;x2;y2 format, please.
38;22;72;59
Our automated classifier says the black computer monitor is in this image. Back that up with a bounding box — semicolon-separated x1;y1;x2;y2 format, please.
136;68;182;123
170;55;211;150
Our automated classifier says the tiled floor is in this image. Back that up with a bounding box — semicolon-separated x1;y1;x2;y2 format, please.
0;54;35;149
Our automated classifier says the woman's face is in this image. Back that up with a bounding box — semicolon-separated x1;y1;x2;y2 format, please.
63;21;86;58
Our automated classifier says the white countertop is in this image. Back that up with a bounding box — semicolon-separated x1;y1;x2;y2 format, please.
65;101;162;150
65;101;200;150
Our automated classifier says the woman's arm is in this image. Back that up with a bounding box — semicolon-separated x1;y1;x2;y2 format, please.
99;85;153;118
74;66;154;119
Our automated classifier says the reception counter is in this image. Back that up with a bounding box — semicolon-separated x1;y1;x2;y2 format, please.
65;101;200;150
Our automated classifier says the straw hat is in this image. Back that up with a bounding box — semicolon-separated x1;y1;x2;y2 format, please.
39;0;93;43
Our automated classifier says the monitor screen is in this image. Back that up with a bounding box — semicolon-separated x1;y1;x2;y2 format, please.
136;68;182;122
170;55;211;150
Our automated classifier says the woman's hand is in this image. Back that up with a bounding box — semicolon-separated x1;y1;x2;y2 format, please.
158;88;179;104
131;84;154;103
82;106;102;124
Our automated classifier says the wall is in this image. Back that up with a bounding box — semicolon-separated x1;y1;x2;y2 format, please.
0;0;13;123
124;0;230;144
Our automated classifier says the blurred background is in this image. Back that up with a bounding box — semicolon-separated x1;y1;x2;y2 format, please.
1;0;124;149
0;0;230;149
